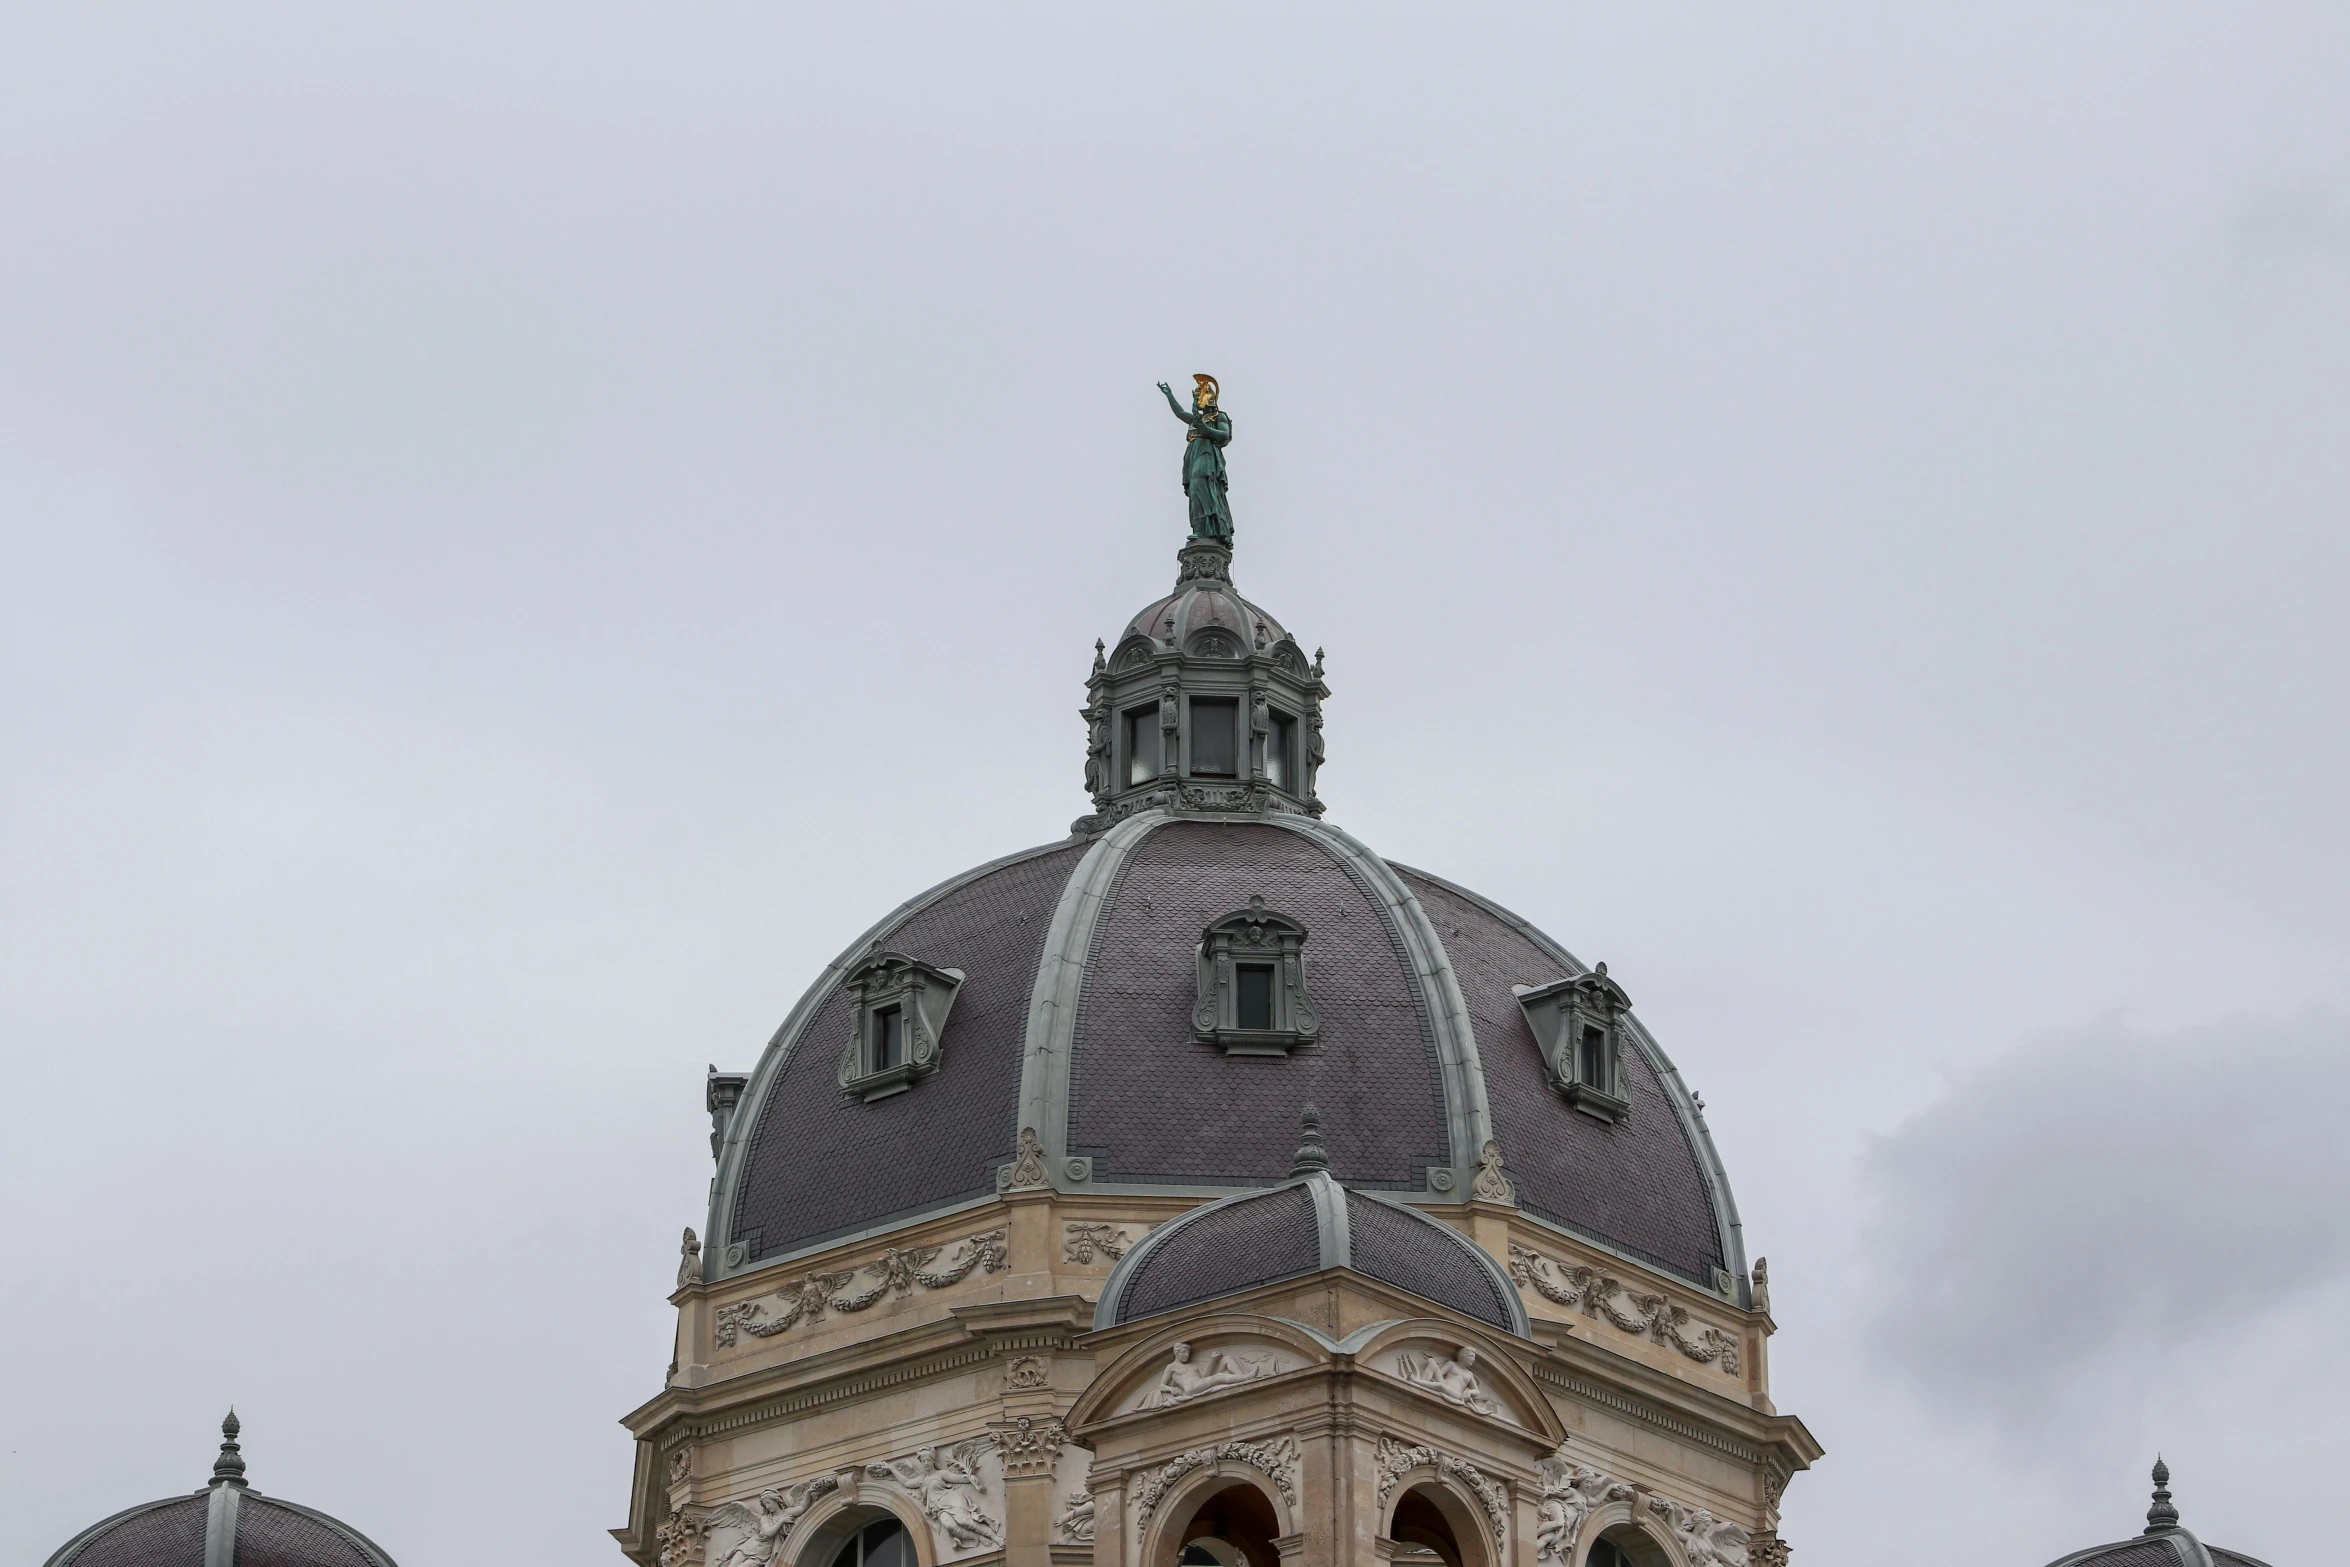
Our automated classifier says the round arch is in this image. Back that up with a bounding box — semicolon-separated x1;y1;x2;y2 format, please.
1136;1462;1295;1567
788;1487;935;1567
1375;1465;1505;1567
1569;1504;1685;1567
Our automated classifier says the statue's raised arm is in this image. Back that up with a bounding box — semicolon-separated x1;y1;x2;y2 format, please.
1158;373;1234;543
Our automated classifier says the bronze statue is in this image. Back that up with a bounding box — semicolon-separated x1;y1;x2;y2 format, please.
1157;374;1233;541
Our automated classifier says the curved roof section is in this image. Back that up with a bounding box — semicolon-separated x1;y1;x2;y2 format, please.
1095;1169;1529;1333
46;1419;398;1567
1118;577;1290;660
2041;1466;2277;1567
713;813;1742;1297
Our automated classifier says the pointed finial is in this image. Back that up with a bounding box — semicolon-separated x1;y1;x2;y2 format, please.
2143;1455;2178;1534
1289;1103;1330;1178
211;1408;247;1486
1092;638;1106;676
1312;647;1325;678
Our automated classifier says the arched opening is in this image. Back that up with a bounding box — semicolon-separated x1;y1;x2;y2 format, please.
1585;1524;1671;1567
826;1517;914;1567
1389;1484;1471;1567
1172;1482;1281;1567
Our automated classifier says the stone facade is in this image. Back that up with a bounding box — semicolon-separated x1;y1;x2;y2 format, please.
617;1183;1814;1567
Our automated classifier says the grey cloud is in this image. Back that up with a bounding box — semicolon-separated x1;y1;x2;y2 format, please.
1860;1012;2350;1423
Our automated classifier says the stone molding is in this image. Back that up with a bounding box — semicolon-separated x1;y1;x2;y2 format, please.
713;1230;1008;1346
1510;1244;1741;1373
1374;1437;1510;1545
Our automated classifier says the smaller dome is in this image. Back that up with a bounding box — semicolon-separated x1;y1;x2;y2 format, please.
1116;540;1295;664
45;1415;399;1567
1094;1112;1529;1335
2039;1461;2277;1567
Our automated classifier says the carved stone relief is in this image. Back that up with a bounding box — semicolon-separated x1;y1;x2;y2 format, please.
1388;1343;1510;1421
713;1229;1007;1346
1647;1497;1752;1567
992;1415;1067;1479
1374;1437;1510;1545
1467;1141;1515;1204
657;1510;704;1567
1053;1447;1096;1544
1130;1436;1301;1532
668;1445;692;1483
1004;1355;1050;1390
1062;1222;1138;1263
678;1227;704;1289
701;1477;841;1567
1132;1340;1280;1410
868;1440;1003;1557
1533;1451;1631;1564
1509;1243;1741;1373
999;1128;1050;1191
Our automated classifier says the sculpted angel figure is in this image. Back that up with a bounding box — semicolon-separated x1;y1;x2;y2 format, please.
1535;1462;1633;1563
870;1442;1002;1552
1398;1344;1505;1418
703;1488;796;1567
1156;375;1233;542
1648;1498;1752;1567
1153;1340;1270;1405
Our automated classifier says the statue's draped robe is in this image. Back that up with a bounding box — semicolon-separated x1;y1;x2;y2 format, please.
1181;411;1234;540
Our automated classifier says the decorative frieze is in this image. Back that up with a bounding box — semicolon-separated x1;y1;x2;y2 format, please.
714;1229;1008;1346
1062;1222;1137;1263
1509;1244;1741;1373
1147;1341;1276;1406
1374;1437;1510;1544
1130;1436;1301;1531
1005;1355;1051;1390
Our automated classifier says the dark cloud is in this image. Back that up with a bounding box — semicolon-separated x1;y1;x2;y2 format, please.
1861;1013;2350;1425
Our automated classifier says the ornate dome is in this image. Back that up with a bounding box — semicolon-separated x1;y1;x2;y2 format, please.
44;1415;399;1567
707;544;1746;1308
2040;1462;2277;1567
1093;1129;1531;1333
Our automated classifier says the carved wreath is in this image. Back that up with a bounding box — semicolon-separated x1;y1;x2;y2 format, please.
1375;1437;1511;1544
1130;1436;1301;1531
714;1229;1008;1346
1509;1244;1740;1372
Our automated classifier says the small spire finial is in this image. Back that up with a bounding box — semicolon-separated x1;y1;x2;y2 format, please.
211;1408;247;1486
1289;1103;1330;1178
2143;1455;2178;1534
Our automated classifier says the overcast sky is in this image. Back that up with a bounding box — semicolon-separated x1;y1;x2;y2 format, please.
3;6;2346;1565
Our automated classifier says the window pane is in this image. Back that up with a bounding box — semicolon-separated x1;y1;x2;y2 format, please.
875;1006;903;1069
1237;965;1275;1030
1267;712;1294;789
1578;1026;1605;1087
1191;698;1238;776
1125;707;1158;785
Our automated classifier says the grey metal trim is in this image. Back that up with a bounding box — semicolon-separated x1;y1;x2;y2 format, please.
1308;1171;1349;1266
1388;862;1751;1302
706;836;1084;1282
1268;820;1492;1192
202;1484;239;1567
1018;810;1169;1176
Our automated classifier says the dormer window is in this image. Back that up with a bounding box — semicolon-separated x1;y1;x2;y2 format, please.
837;952;966;1102
1194;896;1322;1056
1511;963;1634;1123
1265;710;1295;790
1189;697;1238;776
